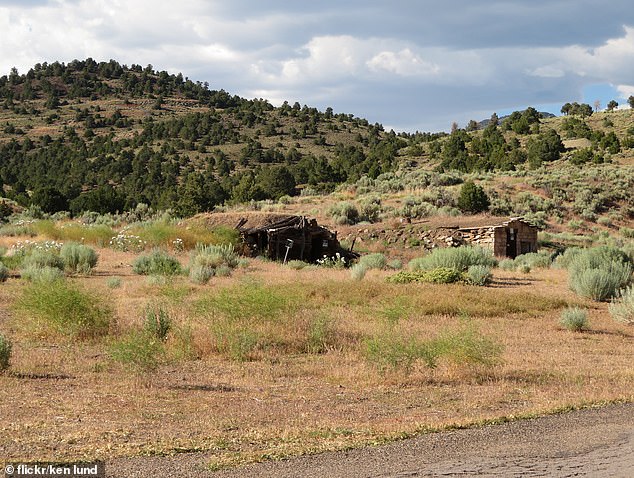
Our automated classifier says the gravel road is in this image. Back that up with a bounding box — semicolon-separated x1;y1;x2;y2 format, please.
107;402;634;477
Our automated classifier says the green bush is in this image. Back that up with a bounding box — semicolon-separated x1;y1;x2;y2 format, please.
0;263;9;282
16;281;112;339
0;333;12;371
106;277;122;288
408;246;497;273
514;251;553;269
566;247;632;301
466;265;493;286
132;249;182;276
188;243;238;284
364;325;502;372
358;253;387;270
109;332;165;372
560;307;589;331
144;306;171;341
286;260;308;270
189;264;215;284
328;202;360;225
388;267;463;284
60;242;98;274
350;263;368;281
21;250;64;271
499;259;516;271
518;263;532;274
609;286;634;325
457;181;490;213
21;265;65;283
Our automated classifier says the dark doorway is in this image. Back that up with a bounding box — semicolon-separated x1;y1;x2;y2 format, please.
310;236;327;261
506;228;517;258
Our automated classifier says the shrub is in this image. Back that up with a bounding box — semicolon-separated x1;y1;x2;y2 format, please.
132;249;182;276
215;265;232;277
328;202;360;225
304;315;338;354
609;286;634;325
286;260;308;270
0;334;11;371
144;306;171;341
388;267;463;284
21;250;64;271
457;181;490;213
364;325;502;372
350;263;368;281
518;263;531;274
0;263;9;282
567;247;632;301
21;265;65;283
106;277;122;288
560;307;589;331
188;243;238;284
408;246;497;273
109;332;164;372
358;253;387;270
499;259;516;271
387;259;403;270
189;264;215;284
466;265;493;286
569;263;632;301
514;251;553;269
16;281;112;339
60;242;98;274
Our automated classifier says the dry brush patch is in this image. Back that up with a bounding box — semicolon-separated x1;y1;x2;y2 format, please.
0;253;632;468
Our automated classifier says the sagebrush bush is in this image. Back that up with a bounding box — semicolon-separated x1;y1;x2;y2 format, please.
498;259;516;271
60;242;98;274
328;202;360;225
408;246;497;273
513;251;553;269
285;260;308;270
188;243;238;284
132;249;182;276
466;265;493;286
609;286;634;325
189;264;215;284
21;250;64;271
358;253;387;270
560;307;589;331
0;263;9;282
0;333;11;371
106;277;122;288
567;246;632;301
21;265;65;283
16;281;112;339
350;263;368;281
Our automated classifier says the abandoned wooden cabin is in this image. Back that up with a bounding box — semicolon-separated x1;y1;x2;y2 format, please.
457;217;538;258
236;214;343;262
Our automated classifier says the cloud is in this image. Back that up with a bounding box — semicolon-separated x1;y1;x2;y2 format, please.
1;1;634;131
367;49;439;77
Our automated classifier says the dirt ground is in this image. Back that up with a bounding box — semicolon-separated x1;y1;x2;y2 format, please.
107;402;634;477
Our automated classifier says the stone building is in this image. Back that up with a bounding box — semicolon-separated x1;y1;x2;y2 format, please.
458;217;538;258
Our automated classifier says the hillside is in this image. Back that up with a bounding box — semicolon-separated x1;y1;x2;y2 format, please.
0;59;633;243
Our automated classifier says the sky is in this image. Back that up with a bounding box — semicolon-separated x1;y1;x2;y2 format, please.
1;0;634;132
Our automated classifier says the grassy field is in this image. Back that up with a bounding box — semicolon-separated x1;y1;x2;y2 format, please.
0;237;633;469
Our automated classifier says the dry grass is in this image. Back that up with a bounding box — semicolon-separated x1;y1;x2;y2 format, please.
0;245;633;469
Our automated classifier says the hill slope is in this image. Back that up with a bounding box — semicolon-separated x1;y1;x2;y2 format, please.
0;59;633;242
